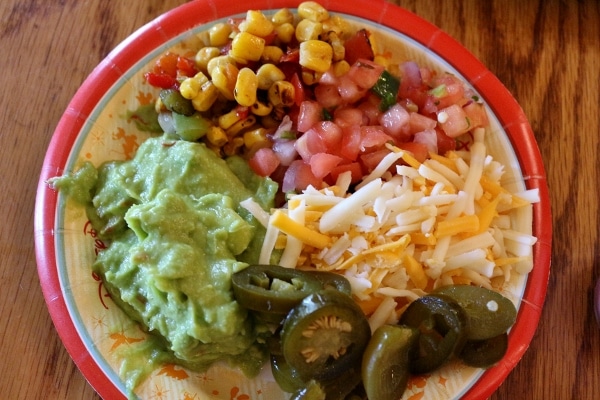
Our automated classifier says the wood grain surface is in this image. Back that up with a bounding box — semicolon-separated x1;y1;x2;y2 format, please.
1;0;598;399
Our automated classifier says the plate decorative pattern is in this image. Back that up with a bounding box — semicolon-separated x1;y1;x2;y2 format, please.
35;1;552;399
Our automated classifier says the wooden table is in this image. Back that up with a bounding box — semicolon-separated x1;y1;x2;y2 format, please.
2;0;599;398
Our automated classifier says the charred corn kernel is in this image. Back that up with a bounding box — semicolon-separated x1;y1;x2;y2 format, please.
298;1;329;22
299;40;333;73
218;108;244;130
195;47;221;73
324;15;352;39
191;81;219;112
179;72;209;99
206;55;235;77
211;63;238;101
256;63;286;90
250;99;273;116
209;22;232;47
223;137;245;156
274;23;295;43
295;19;323;42
227;115;257;136
239;10;274;37
261;46;284;64
243;127;269;148
230;32;265;62
271;105;287;121
272;8;294;25
268;80;296;107
206;126;228;146
234;67;258;107
322;31;345;61
332;60;350;77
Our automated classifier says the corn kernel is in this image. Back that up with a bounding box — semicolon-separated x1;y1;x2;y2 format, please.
322;31;345;62
299;40;333;73
230;31;265;62
211;63;238;101
268;80;296;107
256;63;286;90
239;10;274;37
324;15;352;39
180;72;210;99
195;47;221;73
260;114;281;129
243;127;269;149
206;126;228;146
274;23;295;44
218;108;244;130
332;60;350;77
227;115;257;136
295;19;323;42
234;67;259;107
154;97;166;113
298;1;329;22
261;46;284;64
250;99;273;116
272;8;294;25
206;55;235;77
191;81;219;112
209;22;232;47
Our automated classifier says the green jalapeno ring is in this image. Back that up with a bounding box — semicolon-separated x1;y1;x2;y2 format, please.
231;264;323;315
399;295;469;374
361;324;420;400
281;289;371;382
432;284;517;340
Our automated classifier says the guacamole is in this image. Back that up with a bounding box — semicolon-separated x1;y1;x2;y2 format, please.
50;134;278;387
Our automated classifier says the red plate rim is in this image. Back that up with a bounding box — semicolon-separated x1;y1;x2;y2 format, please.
34;1;552;399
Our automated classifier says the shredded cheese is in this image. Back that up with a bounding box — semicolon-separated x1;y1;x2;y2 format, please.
261;134;539;332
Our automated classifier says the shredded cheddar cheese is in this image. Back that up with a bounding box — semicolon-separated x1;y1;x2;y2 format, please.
255;128;540;332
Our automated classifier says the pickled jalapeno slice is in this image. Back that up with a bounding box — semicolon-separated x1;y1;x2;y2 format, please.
399;295;468;374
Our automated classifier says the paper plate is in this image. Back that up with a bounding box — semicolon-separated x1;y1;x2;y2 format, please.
35;1;552;399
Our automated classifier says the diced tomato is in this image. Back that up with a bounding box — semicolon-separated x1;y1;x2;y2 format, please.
340;124;362;161
435;128;457;155
295;128;327;162
347;59;385;89
328;162;363;184
337;74;368;104
409;112;437;134
313;120;343;153
333;107;365;128
290;73;306;107
344;29;375;65
360;126;393;150
437;104;471;138
280;48;300;63
396;141;429;163
176;56;198;77
248;147;281;177
463;101;489;129
360;148;392;172
297;101;322;133
283;160;322;192
379;104;410;140
357;95;382;125
315;84;343;109
144;72;178;89
152;52;178;77
310;152;344;179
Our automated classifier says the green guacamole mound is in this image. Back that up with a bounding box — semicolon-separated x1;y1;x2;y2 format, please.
51;134;278;386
